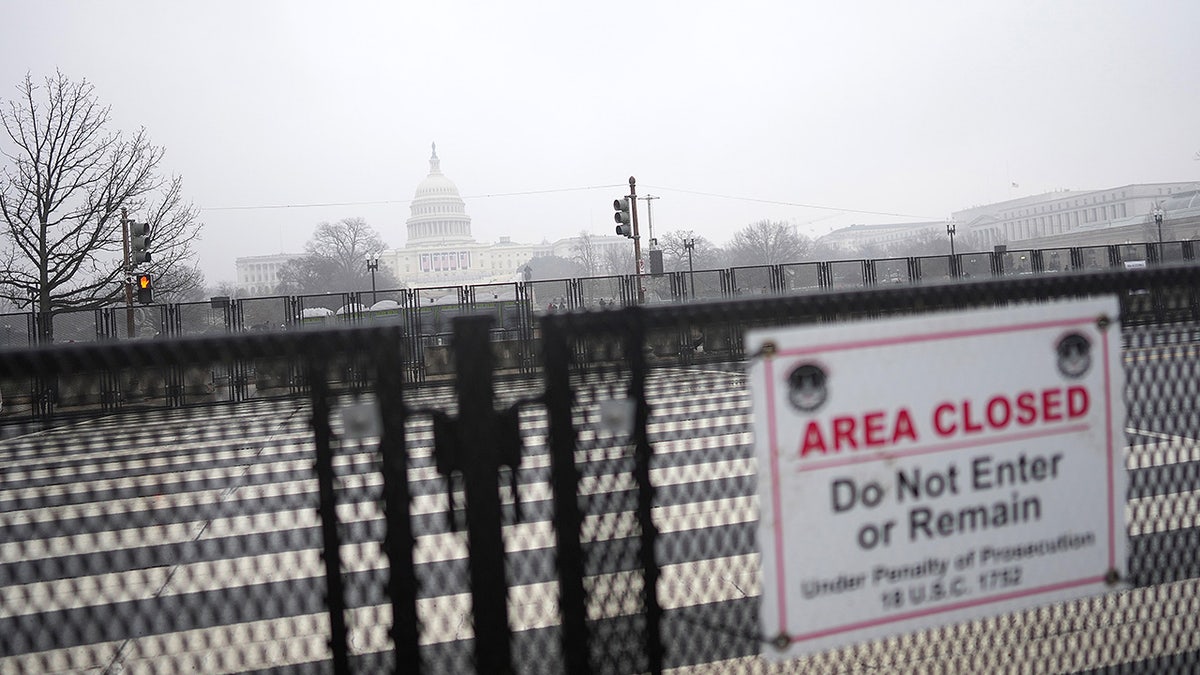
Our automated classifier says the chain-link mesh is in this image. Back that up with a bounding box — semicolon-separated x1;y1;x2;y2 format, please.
176;301;233;337
535;266;1200;674
1;381;324;671
4;265;1200;673
0;329;437;673
236;296;292;333
552;322;654;674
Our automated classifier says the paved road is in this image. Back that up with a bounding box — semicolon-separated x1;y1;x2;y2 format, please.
1;350;1199;673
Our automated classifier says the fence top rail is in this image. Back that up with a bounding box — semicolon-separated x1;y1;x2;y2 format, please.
540;261;1200;334
0;324;406;379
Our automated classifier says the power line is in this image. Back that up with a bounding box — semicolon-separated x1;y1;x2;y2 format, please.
462;184;625;199
643;185;940;220
200;184;626;212
202;200;405;212
198;182;936;221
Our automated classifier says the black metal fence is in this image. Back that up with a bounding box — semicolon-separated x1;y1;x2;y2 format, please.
2;264;1200;673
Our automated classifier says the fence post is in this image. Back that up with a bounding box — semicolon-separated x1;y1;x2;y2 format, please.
454;315;514;673
627;308;664;674
309;356;351;675
375;335;423;673
543;316;592;674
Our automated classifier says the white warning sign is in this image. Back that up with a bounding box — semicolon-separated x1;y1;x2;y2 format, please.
747;297;1128;659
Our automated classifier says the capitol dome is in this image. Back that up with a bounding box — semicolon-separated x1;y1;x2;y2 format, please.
406;143;473;246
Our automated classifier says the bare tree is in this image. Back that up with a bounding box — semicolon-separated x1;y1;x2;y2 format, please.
601;244;634;275
570;230;601;276
154;263;206;303
276;217;394;293
726;220;812;266
0;72;202;316
658;230;723;272
207;279;241;299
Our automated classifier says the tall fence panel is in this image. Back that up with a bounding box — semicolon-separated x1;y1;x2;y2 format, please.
0;328;428;673
4;264;1200;673
540;264;1200;674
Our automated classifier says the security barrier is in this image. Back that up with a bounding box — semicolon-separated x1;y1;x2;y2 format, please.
2;263;1199;673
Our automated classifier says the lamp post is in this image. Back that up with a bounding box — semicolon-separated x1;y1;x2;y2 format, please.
946;219;957;257
366;257;379;305
1154;206;1165;244
684;237;696;299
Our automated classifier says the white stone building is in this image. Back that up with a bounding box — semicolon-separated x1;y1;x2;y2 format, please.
379;143;628;286
234;253;301;296
817;221;945;253
233;145;662;294
952;182;1200;246
818;182;1200;256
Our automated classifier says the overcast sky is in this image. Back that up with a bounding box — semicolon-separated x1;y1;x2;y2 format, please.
3;1;1198;284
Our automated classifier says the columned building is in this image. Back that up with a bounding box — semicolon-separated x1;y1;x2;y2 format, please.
380;143;629;286
234;253;301;296
818;181;1200;256
816;221;944;253
953;182;1200;247
234;145;648;294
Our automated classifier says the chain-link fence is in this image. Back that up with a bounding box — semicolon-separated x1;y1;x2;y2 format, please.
3;264;1200;673
539;264;1200;674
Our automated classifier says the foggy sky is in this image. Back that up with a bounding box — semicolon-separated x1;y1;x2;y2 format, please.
3;1;1198;284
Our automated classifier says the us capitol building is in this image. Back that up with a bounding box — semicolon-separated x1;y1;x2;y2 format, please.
234;144;628;296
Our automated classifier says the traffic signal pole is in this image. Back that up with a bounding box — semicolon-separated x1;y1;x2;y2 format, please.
629;176;644;304
121;208;135;337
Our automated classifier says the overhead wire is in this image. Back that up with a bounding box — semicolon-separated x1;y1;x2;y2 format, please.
199;183;937;221
643;185;940;220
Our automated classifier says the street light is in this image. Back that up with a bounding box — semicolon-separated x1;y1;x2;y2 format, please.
684;237;696;299
946;219;957;258
366;257;379;305
1154;206;1165;244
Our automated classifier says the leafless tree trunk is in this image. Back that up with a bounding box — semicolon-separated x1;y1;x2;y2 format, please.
727;220;811;267
571;230;601;276
601;244;634;275
657;230;723;272
278;217;393;293
0;72;202;318
306;217;388;276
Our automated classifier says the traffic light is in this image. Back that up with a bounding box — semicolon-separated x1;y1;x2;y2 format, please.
614;198;632;238
130;221;151;265
136;273;153;304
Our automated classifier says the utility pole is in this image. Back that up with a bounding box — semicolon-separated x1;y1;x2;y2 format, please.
640;194;659;249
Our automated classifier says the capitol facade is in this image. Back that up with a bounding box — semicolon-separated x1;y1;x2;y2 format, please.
377;143;627;287
235;144;630;295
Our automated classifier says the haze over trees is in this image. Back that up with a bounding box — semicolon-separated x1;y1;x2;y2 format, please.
0;72;203;313
657;230;722;272
725;220;813;267
275;217;396;294
570;230;602;277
